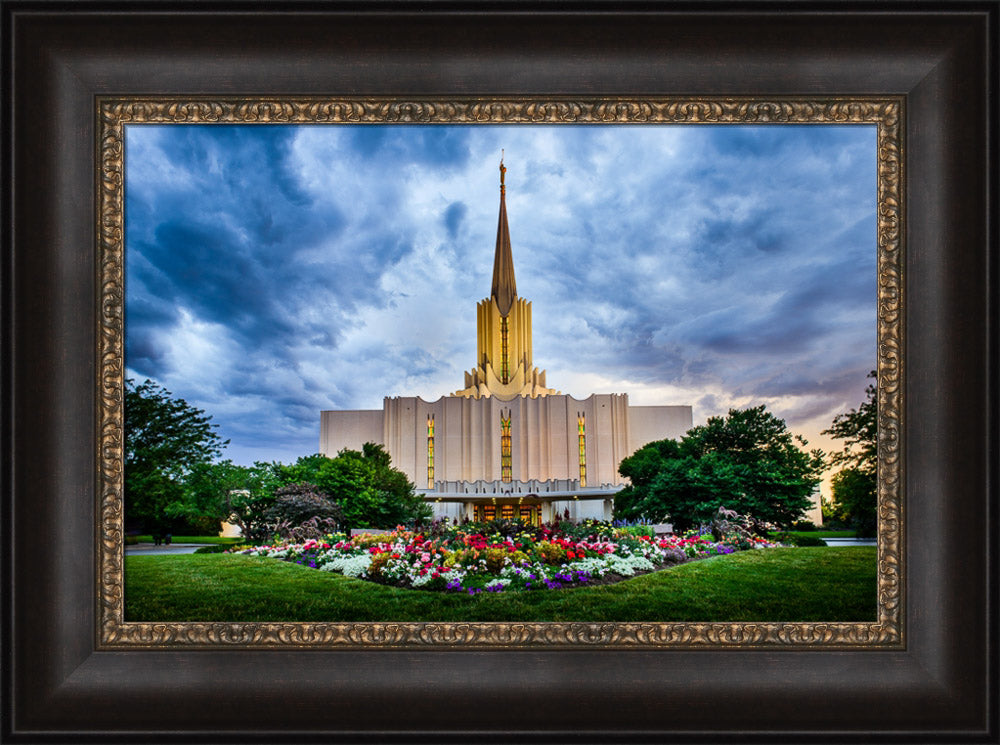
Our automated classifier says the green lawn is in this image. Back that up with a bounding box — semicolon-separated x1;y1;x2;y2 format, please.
124;547;876;623
769;530;858;540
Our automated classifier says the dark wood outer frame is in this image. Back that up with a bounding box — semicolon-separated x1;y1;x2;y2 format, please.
2;3;996;742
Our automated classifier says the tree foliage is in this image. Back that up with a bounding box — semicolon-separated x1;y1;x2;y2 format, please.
273;443;431;528
124;378;433;537
822;370;877;477
181;460;281;542
822;371;878;535
124;378;228;532
614;405;824;531
828;467;877;537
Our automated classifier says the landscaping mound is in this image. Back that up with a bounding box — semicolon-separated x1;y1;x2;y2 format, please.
232;519;781;594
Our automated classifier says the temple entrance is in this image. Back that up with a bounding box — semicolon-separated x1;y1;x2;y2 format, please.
475;502;540;526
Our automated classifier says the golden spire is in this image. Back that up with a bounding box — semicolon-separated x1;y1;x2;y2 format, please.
491;154;517;316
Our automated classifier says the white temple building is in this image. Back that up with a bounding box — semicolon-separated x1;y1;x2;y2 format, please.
320;161;692;523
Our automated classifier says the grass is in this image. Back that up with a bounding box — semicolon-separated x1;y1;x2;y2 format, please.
769;530;858;540
124;547;876;623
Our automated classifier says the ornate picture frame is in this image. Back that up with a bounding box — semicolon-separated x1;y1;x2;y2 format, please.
99;96;902;649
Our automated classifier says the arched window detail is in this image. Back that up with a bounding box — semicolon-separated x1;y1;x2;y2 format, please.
577;412;587;488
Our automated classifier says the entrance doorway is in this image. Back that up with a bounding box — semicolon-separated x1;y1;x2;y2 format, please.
475;503;539;526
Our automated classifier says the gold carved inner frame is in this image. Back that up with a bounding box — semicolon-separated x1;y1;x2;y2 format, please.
98;97;903;648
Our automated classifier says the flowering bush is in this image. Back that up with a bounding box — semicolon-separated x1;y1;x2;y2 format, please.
232;515;781;594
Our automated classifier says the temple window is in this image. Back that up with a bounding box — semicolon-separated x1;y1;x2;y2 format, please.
426;415;435;489
578;412;587;488
500;316;510;384
501;411;512;482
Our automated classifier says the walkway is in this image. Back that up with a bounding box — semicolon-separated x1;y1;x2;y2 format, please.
821;537;877;547
125;543;204;555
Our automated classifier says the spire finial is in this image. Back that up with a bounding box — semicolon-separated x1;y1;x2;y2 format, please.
499;150;506;195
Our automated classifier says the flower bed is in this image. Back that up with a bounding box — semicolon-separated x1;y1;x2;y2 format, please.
232;519;782;594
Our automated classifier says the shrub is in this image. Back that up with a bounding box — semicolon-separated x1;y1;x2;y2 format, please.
792;520;818;531
661;547;687;564
266;483;343;526
793;535;828;547
508;550;530;567
194;544;228;554
368;551;391;578
709;507;769;547
279;516;342;543
536;541;567;565
777;533;828;547
484;548;509;574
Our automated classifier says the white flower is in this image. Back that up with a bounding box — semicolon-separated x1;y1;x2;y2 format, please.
320;553;372;578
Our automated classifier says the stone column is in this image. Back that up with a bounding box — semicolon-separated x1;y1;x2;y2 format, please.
540;502;553;524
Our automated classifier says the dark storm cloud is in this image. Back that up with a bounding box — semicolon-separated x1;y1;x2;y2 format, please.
513;124;877;451
125;123;878;464
443;202;468;241
125;125;410;359
124;125;426;460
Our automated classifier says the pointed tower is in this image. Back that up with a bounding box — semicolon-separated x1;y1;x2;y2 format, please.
453;159;560;401
491;159;517;316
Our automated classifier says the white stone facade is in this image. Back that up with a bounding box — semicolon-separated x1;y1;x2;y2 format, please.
318;162;693;522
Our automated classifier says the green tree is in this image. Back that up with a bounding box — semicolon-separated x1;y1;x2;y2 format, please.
274;443;431;528
178;459;280;540
614;405;824;531
822;371;878;536
828;467;877;537
124;378;228;534
823;370;877;476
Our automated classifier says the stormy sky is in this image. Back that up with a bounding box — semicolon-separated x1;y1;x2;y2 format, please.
125;123;877;466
